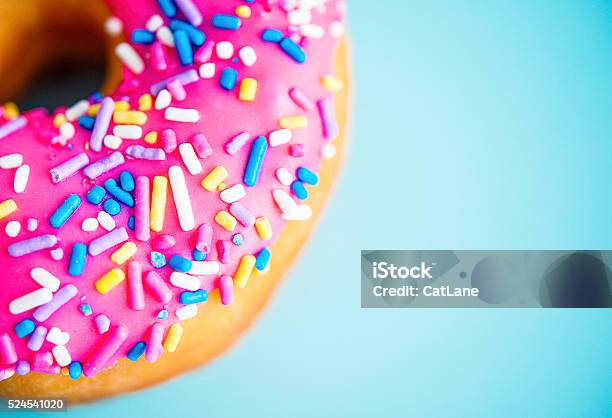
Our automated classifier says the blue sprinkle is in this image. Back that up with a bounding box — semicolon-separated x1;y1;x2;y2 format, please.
262;28;283;43
192;249;206;261
232;233;244;246
290;180;309;200
104;179;135;207
157;0;176;17
127;341;147;361
68;361;83;380
50;194;82;228
279;37;306;63
77;115;96;130
86;185;106;205
68;243;87;276
128;216;135;230
180;289;208;305
79;303;93;316
119;171;135;192
297;167;319;185
220;68;238;90
150;251;167;268
132;29;155;44
14;319;35;338
157;309;169;320
174;30;193;66
103;199;121;216
89;92;103;102
255;248;271;271
169;19;205;46
243;136;268;187
211;14;242;30
169;255;192;272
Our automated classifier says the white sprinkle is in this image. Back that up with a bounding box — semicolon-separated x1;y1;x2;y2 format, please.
273;189;298;214
0;153;23;169
14;164;30;193
199;63;216;79
282;203;312;221
157;26;175;47
165;107;200;123
5;220;20;237
288;9;312;26
155;89;172;110
273;189;313;220
220;184;246;203
26;218;38;232
189;261;220;276
301;24;325;38
59;122;76;139
329;20;345;38
176;304;198;320
103;134;123;150
113;125;142;140
178;143;203;175
65;100;89;121
8;288;53;315
269;129;292;147
238;46;257;66
47;327;70;345
146;14;164;32
321;143;336;159
115;42;145;74
52;345;72;367
81;217;99;232
168;166;195;231
216;41;234;59
276;168;294;186
97;211;116;231
30;267;60;292
105;16;123;36
170;272;201;291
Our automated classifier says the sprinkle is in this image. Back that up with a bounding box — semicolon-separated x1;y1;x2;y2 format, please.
165;107;200;123
279;37;306;63
30;267;60;292
178;143;203;175
50;152;90;183
169;19;205;45
80;303;92;316
216;41;234;59
95;314;111;334
201;166;228;191
65;100;89;121
161;128;178;153
196;223;213;253
111;242;137;265
179;289;207;304
191;134;212;158
193;249;206;261
166;80;186;103
89;97;114;151
14;319;36;338
234;255;256;288
169;255;193;273
194;40;215;64
81;218;98;232
219;275;234;305
174;30;193;65
212;14;242;30
27;326;47;351
262;28;283;43
243;136;268;186
0;334;17;365
119;170;135;191
88;227;129;256
52;346;71;367
216;240;231;264
235;5;251;18
150;69;199;95
132;29;155;44
238;46;257;66
68;243;88;276
146;323;165;362
255;216;273;240
321;75;344;92
8;234;58;257
5;221;20;237
50;248;64;261
31;352;58;374
155;89;172;110
59;122;76;139
127;261;145;311
128;216;135;230
26;218;38;231
301;24;325;39
83;151;125;179
68;361;83;379
157;26;175;47
0;199;17;221
189;260;220;275
126;145;167;160
83;325;129;377
0;116;26;140
169;166;195;231
220;184;246;203
157;0;176;17
163;323;183;353
219;68;238;90
170;272;200;290
104;16;123;36
199;62;216;78
113;125;143;139
104;135;122;150
32;284;77;322
215;210;237;231
96;268;126;295
146;14;164;32
288;8;311;26
289;88;314;111
276;168;293;186
116;43;145;74
145;271;172;303
114;110;148;126
330;20;345;38
229;202;255;227
150;251;167;268
297;167;319;185
97;211;116;231
255;248;271;271
145;131;158;144
318;98;339;140
233;234;243;247
13;164;29;193
175;304;198;320
151;41;168;72
291;180;309;200
225;132;250;154
103;199;119;216
0;153;22;168
280;115;307;130
151;176;169;232
239;78;258;102
50;194;82;228
289;143;305;157
15;360;30;376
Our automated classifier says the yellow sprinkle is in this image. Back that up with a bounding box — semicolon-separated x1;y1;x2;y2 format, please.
113;110;147;125
111;242;137;265
87;104;100;116
115;101;130;111
239;78;258;102
217;182;227;192
0;199;17;221
53;114;67;128
234;255;256;288
95;268;126;295
321;74;344;92
279;115;308;130
163;323;184;353
144;131;158;144
215;210;237;231
138;94;153;111
201;166;228;191
235;5;251;18
61;367;69;376
255;216;273;241
3;102;19;120
150;176;168;232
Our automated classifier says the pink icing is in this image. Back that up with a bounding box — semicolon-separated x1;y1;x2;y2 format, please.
0;0;345;379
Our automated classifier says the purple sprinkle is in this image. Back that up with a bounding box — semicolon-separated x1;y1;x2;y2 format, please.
150;69;199;95
8;234;58;257
88;227;128;256
289;88;314;111
126;145;167;161
32;285;78;322
229;202;256;227
95;314;111;334
27;326;47;351
15;360;30;376
89;97;114;152
49;152;90;183
175;0;203;26
0;116;27;140
318;98;339;140
225;132;250;155
83;151;125;179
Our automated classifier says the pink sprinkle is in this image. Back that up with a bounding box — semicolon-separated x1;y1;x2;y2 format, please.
191;134;212;158
219;275;234;306
151;41;168;72
0;333;17;365
135;176;151;241
216;240;231;264
83;325;129;377
162;129;177;153
289;143;305;157
289;88;314;111
167;79;187;101
32;351;57;374
152;234;176;250
196;223;213;253
144;271;172;303
194;40;216;65
146;323;165;363
128;261;145;311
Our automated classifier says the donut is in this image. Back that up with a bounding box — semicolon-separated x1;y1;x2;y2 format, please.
0;0;348;402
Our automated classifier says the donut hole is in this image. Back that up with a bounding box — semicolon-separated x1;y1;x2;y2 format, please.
0;0;120;111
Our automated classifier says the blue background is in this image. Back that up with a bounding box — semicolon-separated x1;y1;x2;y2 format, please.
26;1;612;416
